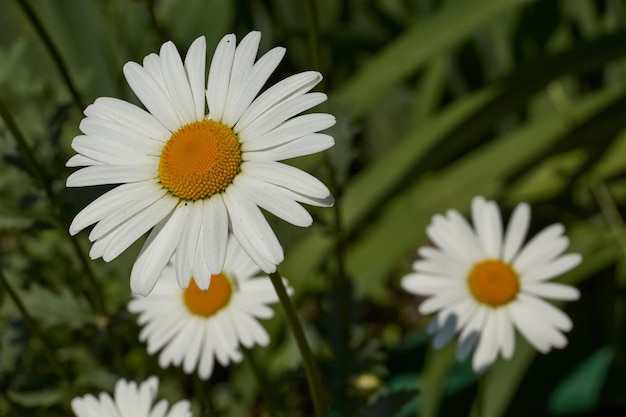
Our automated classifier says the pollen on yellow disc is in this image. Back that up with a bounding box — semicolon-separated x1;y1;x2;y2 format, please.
159;120;241;200
183;274;233;317
467;260;519;307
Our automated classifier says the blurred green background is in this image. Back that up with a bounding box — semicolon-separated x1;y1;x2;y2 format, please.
1;0;626;416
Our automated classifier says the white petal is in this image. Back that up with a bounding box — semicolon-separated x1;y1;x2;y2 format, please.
66;165;157;187
237;92;327;141
242;161;330;199
123;61;181;132
224;47;285;127
234;71;322;134
517;294;574;331
69;181;161;235
197;194;229;283
66;154;101;167
185;36;207;121
221;31;261;126
100;195;178;262
471;197;502;259
232;176;312;227
521;253;582;282
88;185;168;241
419;289;466;315
457;305;487;361
130;204;189;295
508;300;555;353
242;113;336;151
244;133;335;161
85;96;170;141
72;134;161;164
472;311;499;373
401;273;460;296
223;187;283;273
174;201;203;289
495;307;515;359
207;34;236;121
512;224;565;273
502;202;530;262
522;281;580;300
160;40;196;124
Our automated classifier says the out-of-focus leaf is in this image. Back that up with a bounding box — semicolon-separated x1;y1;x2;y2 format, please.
333;0;534;118
19;284;97;329
0;215;34;231
7;387;66;407
548;346;613;416
359;389;418;417
0;322;24;377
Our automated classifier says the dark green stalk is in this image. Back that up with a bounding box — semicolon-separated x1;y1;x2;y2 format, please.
243;349;280;417
591;178;626;366
193;375;213;417
15;0;86;110
268;271;327;417
305;0;323;76
0;269;70;383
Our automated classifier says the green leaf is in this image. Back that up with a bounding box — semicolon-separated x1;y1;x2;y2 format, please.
19;284;98;329
547;346;613;416
332;0;535;118
0;215;34;231
7;387;66;407
359;389;419;417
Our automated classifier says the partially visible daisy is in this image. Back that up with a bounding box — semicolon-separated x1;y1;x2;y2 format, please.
401;196;582;373
128;238;287;380
66;31;335;295
71;376;190;417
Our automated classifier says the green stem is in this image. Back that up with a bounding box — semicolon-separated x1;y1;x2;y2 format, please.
15;0;85;110
305;0;323;76
243;349;280;417
268;271;327;417
0;269;70;383
471;372;488;417
193;374;213;417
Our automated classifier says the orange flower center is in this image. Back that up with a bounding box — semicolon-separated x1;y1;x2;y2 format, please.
183;274;233;317
467;260;519;307
159;120;241;200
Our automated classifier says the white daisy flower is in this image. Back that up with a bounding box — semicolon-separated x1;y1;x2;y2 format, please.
71;376;191;417
128;238;286;380
401;196;582;373
66;32;335;295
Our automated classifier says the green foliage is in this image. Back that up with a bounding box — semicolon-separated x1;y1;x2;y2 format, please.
1;0;626;416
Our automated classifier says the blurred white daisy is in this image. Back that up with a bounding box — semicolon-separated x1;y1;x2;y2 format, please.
66;32;335;295
128;238;286;380
71;376;190;417
401;196;582;373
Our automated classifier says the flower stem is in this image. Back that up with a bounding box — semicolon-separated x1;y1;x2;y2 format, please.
268;271;327;417
0;268;70;384
471;372;489;417
15;0;85;110
243;349;280;417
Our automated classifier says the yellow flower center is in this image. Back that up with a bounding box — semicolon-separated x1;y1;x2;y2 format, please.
159;120;241;200
183;274;233;317
467;260;519;307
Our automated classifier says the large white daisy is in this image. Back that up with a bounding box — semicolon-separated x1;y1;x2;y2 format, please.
401;196;582;373
127;238;286;380
66;32;335;295
71;376;191;417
